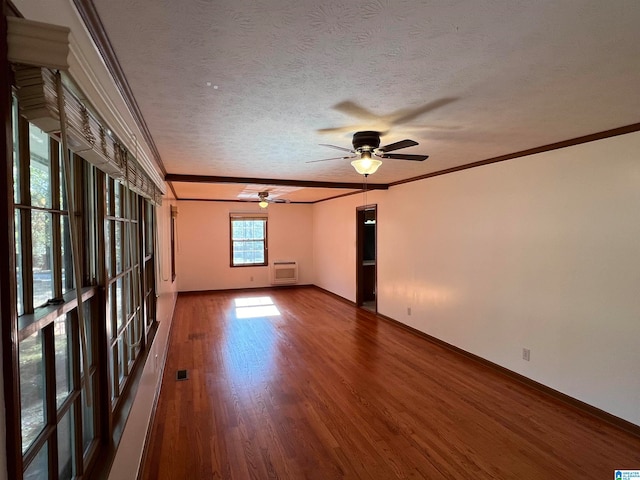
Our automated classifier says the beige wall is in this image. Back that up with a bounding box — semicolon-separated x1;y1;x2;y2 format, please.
176;201;314;292
314;131;640;426
312;189;386;301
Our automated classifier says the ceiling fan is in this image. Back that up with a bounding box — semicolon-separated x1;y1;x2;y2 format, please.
307;131;428;175
258;191;289;208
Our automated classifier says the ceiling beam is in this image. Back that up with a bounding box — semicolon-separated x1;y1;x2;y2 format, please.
165;174;389;190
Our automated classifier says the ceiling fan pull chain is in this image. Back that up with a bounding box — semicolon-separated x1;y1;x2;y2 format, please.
363;173;368;206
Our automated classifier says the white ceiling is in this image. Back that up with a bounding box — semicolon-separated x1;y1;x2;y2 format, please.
86;1;640;201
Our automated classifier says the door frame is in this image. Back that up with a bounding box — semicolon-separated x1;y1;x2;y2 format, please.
356;204;377;311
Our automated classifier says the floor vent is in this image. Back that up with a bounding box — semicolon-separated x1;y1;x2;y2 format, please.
176;369;188;381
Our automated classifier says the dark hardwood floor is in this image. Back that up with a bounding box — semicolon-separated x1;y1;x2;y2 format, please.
140;287;640;479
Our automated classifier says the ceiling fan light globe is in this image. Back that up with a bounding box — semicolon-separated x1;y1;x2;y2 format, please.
351;158;382;175
259;200;269;208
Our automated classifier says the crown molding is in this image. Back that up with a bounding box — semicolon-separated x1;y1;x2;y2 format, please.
391;123;640;187
8;0;166;192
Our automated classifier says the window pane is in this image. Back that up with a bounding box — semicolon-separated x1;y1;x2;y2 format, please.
19;331;46;452
233;240;264;264
15;210;24;316
55;314;72;408
118;336;125;383
58;407;74;480
110;345;117;403
12;96;20;204
249;241;265;263
32;210;53;308
109;283;116;333
106;177;111;215
84;165;98;283
24;442;48;480
61;215;73;293
29;124;51;209
116;276;124;330
132;223;139;266
252;222;264;239
59;144;66;209
124;272;131;318
133;268;139;313
113;181;121;217
232;241;244;264
145;259;155;329
128;316;141;362
81;298;94;369
81;376;95;453
123;221;129;269
105;220;112;278
145;202;154;255
115;221;123;274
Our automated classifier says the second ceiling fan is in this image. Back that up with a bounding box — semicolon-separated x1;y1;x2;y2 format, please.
308;131;428;175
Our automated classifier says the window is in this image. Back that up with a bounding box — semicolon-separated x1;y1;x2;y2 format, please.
230;216;268;267
6;91;159;479
143;200;157;334
105;177;145;406
12;102;100;479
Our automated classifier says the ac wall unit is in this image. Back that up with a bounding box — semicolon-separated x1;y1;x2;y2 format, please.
271;261;298;285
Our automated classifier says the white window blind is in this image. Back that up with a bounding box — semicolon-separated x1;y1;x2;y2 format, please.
13;65;163;205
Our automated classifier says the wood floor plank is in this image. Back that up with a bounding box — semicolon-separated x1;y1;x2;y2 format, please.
140;287;640;479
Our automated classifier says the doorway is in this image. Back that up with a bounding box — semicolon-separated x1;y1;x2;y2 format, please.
356;205;377;313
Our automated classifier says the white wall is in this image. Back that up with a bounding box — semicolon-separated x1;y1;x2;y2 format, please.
108;187;179;480
313;132;640;426
312;190;386;301
177;201;314;292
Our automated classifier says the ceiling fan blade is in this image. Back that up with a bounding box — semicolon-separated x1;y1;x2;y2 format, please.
378;153;429;161
390;97;457;126
332;101;377;120
317;125;359;134
306;155;356;163
319;143;355;153
379;139;418;152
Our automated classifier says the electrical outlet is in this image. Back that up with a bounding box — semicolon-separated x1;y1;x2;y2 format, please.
522;348;531;361
407;307;412;316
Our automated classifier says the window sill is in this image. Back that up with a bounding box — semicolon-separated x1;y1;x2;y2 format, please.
18;286;98;341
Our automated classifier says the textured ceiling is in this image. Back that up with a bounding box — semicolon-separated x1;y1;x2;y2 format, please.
89;0;640;202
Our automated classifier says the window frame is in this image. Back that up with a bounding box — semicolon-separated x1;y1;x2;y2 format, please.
10;109;102;479
4;89;159;479
105;177;147;410
229;215;268;268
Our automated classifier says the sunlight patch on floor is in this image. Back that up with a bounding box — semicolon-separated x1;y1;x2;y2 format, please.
234;296;281;318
